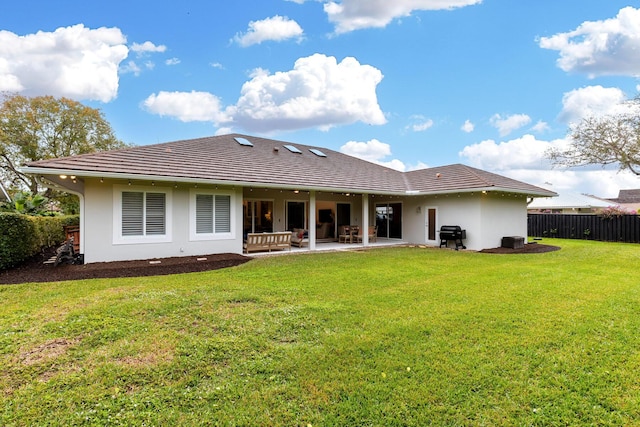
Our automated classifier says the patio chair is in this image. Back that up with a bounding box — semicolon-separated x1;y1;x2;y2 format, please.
339;226;352;243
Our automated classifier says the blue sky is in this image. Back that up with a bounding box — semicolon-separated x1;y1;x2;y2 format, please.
2;0;639;197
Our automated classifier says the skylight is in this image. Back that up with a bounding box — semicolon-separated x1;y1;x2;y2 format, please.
234;137;253;147
283;144;302;154
309;148;327;157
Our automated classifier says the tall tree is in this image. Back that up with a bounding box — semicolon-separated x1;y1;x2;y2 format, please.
0;93;127;193
547;102;640;176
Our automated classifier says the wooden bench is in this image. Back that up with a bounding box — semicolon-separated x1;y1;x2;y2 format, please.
243;232;292;254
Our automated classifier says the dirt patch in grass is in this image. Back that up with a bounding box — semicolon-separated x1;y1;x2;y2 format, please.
20;337;80;366
0;247;252;285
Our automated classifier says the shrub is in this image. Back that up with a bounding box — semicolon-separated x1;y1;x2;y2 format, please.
598;205;637;219
0;213;79;270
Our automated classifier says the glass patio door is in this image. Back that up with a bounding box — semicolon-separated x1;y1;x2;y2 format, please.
286;201;306;230
375;203;402;239
243;200;274;235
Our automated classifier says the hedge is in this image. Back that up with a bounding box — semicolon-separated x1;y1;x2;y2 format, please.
0;213;79;270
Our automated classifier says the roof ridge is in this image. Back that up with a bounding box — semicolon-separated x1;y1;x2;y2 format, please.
457;164;495;187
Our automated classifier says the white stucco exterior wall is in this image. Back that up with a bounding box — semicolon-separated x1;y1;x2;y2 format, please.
83;179;243;263
402;192;529;251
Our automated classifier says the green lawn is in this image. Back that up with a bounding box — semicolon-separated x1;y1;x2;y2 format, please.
2;239;640;426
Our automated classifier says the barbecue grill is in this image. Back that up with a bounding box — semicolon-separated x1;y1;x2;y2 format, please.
439;225;467;250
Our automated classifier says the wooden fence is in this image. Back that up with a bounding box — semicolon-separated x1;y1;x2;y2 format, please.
528;214;640;243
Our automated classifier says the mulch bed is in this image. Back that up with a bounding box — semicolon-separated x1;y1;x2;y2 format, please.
1;242;561;285
0;247;252;285
479;242;561;254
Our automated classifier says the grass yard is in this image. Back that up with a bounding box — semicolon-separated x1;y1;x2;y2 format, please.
1;239;640;426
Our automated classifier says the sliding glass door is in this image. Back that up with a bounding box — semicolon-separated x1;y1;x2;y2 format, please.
243;200;273;235
286;201;306;230
375;202;402;239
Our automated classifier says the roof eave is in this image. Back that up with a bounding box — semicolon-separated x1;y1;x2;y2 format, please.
21;166;409;196
21;166;558;198
406;186;557;198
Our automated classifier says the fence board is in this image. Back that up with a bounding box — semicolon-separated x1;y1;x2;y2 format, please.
528;214;640;243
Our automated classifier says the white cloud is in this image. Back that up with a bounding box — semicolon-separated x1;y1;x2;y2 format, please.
458;134;637;197
230;54;386;132
0;24;128;102
558;85;630;124
340;139;405;171
233;15;304;47
490;113;531;136
131;41;167;55
324;0;482;33
120;60;142;76
461;119;474;133
502;168;638;199
165;57;180;66
211;62;224;69
407;161;430;171
142;90;231;123
408;116;434;132
459;134;559;171
143;54;385;132
538;6;640;77
531;120;550;133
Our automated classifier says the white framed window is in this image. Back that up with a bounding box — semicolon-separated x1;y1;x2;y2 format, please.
189;189;235;241
113;185;172;244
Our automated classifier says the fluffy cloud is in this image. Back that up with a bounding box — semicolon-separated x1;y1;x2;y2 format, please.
340;139;405;171
538;6;640;77
408;115;434;132
323;0;482;33
459;134;559;171
0;24;128;102
459;134;637;197
230;54;386;132
131;41;167;55
233;15;304;47
490;113;531;137
143;54;385;132
558;85;630;124
461;119;474;133
530;120;550;133
142;91;231;123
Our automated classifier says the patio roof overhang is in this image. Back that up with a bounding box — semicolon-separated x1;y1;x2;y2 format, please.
22;166;557;199
23;166;558;199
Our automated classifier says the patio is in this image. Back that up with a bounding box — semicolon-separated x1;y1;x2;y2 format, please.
249;237;408;257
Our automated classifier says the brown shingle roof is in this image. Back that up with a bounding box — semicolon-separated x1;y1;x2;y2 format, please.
612;189;640;203
24;133;556;197
405;164;554;195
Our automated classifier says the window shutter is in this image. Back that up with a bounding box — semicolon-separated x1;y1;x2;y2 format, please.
122;192;144;236
196;194;214;234
215;195;231;233
145;192;166;235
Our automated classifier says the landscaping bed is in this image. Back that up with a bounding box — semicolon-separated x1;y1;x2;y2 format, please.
0;247;251;284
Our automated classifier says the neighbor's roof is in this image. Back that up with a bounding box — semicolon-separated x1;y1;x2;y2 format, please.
610;189;640;204
23;134;556;197
528;192;611;210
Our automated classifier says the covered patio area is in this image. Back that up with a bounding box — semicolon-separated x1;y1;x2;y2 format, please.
249;237;408;257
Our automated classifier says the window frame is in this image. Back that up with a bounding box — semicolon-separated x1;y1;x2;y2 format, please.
113;185;173;245
189;189;236;241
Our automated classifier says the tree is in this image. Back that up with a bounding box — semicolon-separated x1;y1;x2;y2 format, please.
1;191;49;215
547;102;640;176
0;93;127;194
